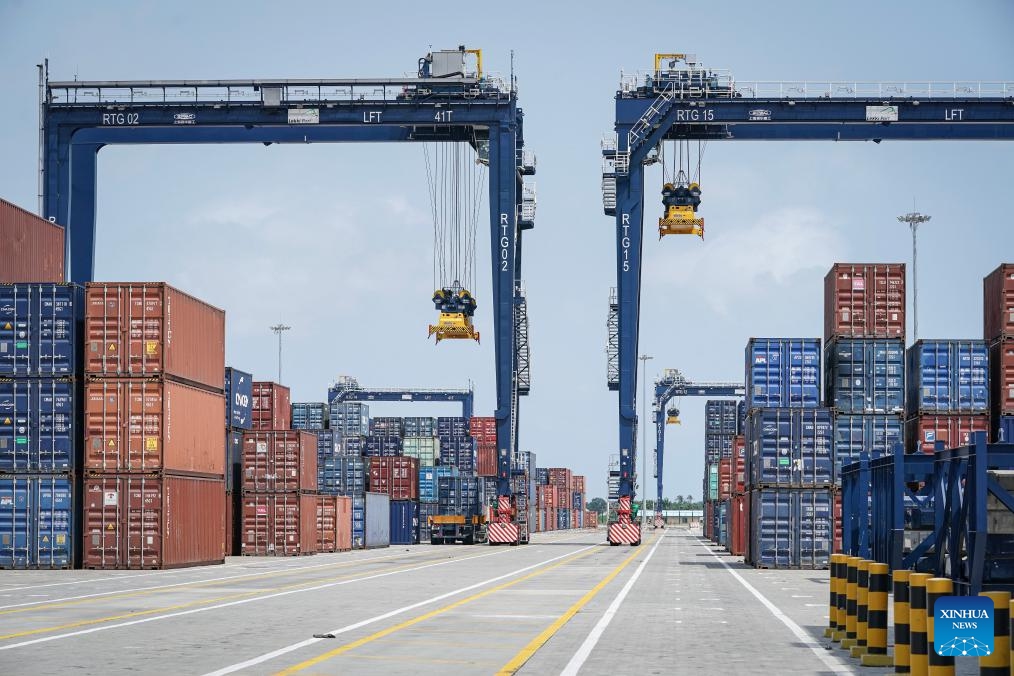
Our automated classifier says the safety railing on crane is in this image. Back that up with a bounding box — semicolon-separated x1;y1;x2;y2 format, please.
47;75;513;106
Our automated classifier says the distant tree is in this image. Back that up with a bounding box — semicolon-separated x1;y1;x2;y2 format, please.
644;499;655;510
586;497;607;513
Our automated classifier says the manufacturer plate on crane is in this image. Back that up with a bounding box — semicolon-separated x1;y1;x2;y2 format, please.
866;105;899;122
287;108;320;124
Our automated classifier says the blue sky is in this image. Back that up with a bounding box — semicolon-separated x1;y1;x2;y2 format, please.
2;1;1013;501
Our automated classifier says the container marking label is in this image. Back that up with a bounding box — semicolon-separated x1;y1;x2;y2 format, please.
103;491;117;506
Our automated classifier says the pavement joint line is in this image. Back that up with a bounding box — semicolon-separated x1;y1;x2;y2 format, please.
0;547;466;614
0;545;514;650
204;543;604;676
699;537;852;673
556;532;668;676
265;544;606;676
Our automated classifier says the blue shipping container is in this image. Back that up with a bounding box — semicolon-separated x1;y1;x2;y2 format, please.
318;456;366;496
717;501;729;547
747;408;833;487
705;433;735;461
0;474;74;569
832;414;903;473
999;417;1014;443
535;467;549;485
745;338;821;410
224;367;253;429
737;399;747;435
557;509;571;530
825;339;905;414
419;465;459;503
706;400;739;436
389;500;419;545
314;429;339;457
749;488;832;569
226;430;242;493
0;284;82;377
907;340;990;415
418;502;439;539
437;475;480;517
291;402;328;430
0;379;76;472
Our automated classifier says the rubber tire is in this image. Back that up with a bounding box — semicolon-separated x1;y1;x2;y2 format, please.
631;541;641;546
609;541;619;546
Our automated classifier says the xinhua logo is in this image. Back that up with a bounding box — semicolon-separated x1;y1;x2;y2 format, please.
934;596;994;656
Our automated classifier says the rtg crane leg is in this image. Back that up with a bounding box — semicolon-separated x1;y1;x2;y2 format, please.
608;496;641;546
488;496;521;545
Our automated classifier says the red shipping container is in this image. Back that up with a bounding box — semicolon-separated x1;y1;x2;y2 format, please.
469;416;497;438
240;492;317;556
824;263;906;342
906;414;991;454
226;491;237;556
84;474;226;569
537;484;555;509
547;468;573;492
729;493;749;557
718;457;733;500
704;501;714;540
367;456;420;500
572;476;586;494
252;382;292;431
316;495;338;553
0;198;64;283
556;486;570;510
991;338;1014;417
241;430;317;492
84;378;226;475
833;492;843;554
84;282;225;391
733;435;746;494
984;263;1014;342
336;495;352;552
477;444;497;477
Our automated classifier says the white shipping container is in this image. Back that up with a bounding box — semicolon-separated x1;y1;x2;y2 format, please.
364;491;390;549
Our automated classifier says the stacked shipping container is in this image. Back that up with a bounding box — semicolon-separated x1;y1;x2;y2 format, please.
82;283;227;569
905;340;989;452
224;367;252;555
985;264;1014;442
0;283;82;569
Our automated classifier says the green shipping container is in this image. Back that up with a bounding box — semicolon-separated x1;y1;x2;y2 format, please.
708;464;719;501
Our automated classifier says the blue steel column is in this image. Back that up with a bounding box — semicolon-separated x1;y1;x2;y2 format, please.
489;122;517;497
615;160;644;502
655;398;666;511
65;142;102;283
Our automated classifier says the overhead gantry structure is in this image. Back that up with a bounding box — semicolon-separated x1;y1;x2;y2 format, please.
604;53;1014;546
651;368;743;528
327;376;475;420
42;47;535;545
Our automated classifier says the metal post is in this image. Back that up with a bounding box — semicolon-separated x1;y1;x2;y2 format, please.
639;354;653;530
270;323;291;383
897;211;931;342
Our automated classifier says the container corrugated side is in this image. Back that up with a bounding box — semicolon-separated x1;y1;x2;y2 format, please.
824;338;905;414
0;474;74;569
367;456;419;501
823;263;905;342
0;284;82;377
389;500;419;545
316;495;338;553
251;382;291;431
241;430;317;492
239;492;316;556
748;488;832;569
991;338;1014;417
224;367;252;430
905;414;991;454
364;491;390;549
0;379;76;472
0;198;64;284
335;495;352;552
984;263;1014;342
84;283;225;391
84;378;225;475
747;408;833;488
745;338;821;410
832;414;903;472
906;339;989;415
84;474;226;569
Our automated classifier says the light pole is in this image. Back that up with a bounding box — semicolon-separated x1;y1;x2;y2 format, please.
269;324;291;383
897;211;931;342
638;353;653;530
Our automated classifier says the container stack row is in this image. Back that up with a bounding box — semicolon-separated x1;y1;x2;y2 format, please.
83;282;228;569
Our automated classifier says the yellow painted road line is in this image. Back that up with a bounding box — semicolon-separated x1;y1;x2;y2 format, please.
496;537;653;675
273;546;605;675
0;548;504;644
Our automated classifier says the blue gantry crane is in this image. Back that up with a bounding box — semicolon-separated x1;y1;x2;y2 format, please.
327;376;475;420
41;46;534;545
651;368;743;529
604;52;1014;546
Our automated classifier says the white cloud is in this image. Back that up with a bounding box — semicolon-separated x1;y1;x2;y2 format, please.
646;207;844;315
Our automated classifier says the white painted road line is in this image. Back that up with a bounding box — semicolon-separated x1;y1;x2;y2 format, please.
560;533;666;676
203;543;601;676
0;546;516;652
701;542;852;673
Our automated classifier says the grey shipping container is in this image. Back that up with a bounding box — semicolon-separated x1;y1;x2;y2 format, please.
352;492;390;549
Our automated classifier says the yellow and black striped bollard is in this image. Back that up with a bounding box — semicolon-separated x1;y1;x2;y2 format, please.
834;554;848;642
925;577;954;676
979;591;1009;675
851;559;871;658
842;557;861;649
909;572;932;676
893;569;911;674
861;563;894;666
826;553;841;639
